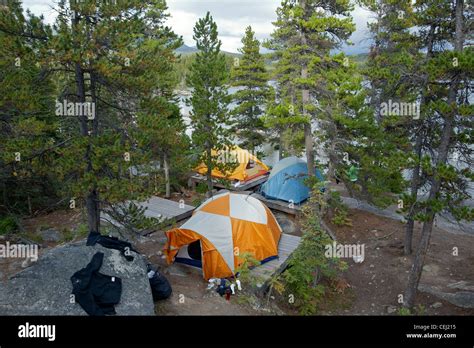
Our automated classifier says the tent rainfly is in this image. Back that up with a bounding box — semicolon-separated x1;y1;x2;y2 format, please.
261;156;324;204
164;192;282;280
195;146;269;182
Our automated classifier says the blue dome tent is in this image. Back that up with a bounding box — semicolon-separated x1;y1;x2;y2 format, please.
261;157;324;204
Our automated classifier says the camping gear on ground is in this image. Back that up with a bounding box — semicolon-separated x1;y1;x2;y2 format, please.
147;265;172;301
195;146;269;182
217;278;228;296
216;278;233;300
207;278;240;296
87;231;137;261
71;252;122;316
164;192;282;280
207;278;220;290
261;156;324;204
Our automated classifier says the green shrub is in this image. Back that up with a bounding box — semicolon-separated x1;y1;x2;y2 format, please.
398;307;411;316
74;223;89;239
279;186;348;315
235;252;263;286
0;216;19;235
62;228;74;242
328;190;352;226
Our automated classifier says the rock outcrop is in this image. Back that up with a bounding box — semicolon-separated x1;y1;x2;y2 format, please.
0;240;155;315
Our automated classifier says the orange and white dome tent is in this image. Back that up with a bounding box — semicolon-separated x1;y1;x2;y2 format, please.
164;192;282;280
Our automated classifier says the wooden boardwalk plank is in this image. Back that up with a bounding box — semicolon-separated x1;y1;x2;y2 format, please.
100;196;195;234
251;234;301;282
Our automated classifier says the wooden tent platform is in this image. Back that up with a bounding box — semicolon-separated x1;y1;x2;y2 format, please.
101;196;195;234
251;233;301;287
249;193;304;216
139;196;195;222
188;173;269;192
228;191;304;216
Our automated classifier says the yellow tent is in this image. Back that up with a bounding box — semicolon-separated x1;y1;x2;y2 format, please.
195;146;269;182
164;192;282;280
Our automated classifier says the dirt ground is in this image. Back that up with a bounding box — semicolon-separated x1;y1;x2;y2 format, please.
324;209;474;315
1;194;473;316
136;234;260;316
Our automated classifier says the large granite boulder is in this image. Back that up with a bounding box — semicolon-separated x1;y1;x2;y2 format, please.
419;284;474;309
273;211;298;235
0;240;155;315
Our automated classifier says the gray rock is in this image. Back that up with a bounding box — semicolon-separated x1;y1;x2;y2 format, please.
0;240;155;315
447;281;474;292
419;284;474;309
431;302;443;309
38;228;62;243
273;212;298;234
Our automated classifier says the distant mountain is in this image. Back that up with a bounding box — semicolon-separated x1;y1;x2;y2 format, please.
176;44;199;54
175;44;241;57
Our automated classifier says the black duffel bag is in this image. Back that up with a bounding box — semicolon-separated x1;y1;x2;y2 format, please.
148;267;172;301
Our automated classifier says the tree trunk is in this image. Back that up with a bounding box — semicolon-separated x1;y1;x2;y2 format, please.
404;133;422;255
73;11;100;233
2;182;7;209
299;0;315;177
164;153;171;199
278;131;285;160
404;219;415;255
403;211;435;307
404;24;435;255
404;0;464;308
86;190;100;233
205;143;213;197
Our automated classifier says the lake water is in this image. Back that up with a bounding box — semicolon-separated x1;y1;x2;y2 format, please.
178;89;473;223
178;88;281;167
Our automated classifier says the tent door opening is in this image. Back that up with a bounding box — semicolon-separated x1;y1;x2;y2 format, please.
175;240;203;268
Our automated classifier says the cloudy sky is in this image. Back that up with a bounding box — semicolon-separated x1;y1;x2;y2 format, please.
22;0;373;55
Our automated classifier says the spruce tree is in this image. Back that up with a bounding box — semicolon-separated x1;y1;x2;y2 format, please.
1;0;183;233
265;0;355;176
0;0;58;218
403;0;473;308
187;12;232;195
231;26;270;153
360;0;431;254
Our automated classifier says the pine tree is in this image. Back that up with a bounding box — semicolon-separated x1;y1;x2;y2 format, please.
318;50;407;209
0;0;183;233
265;0;355;176
187;12;233;195
360;0;434;254
403;0;473;308
0;0;58;219
231;26;271;153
